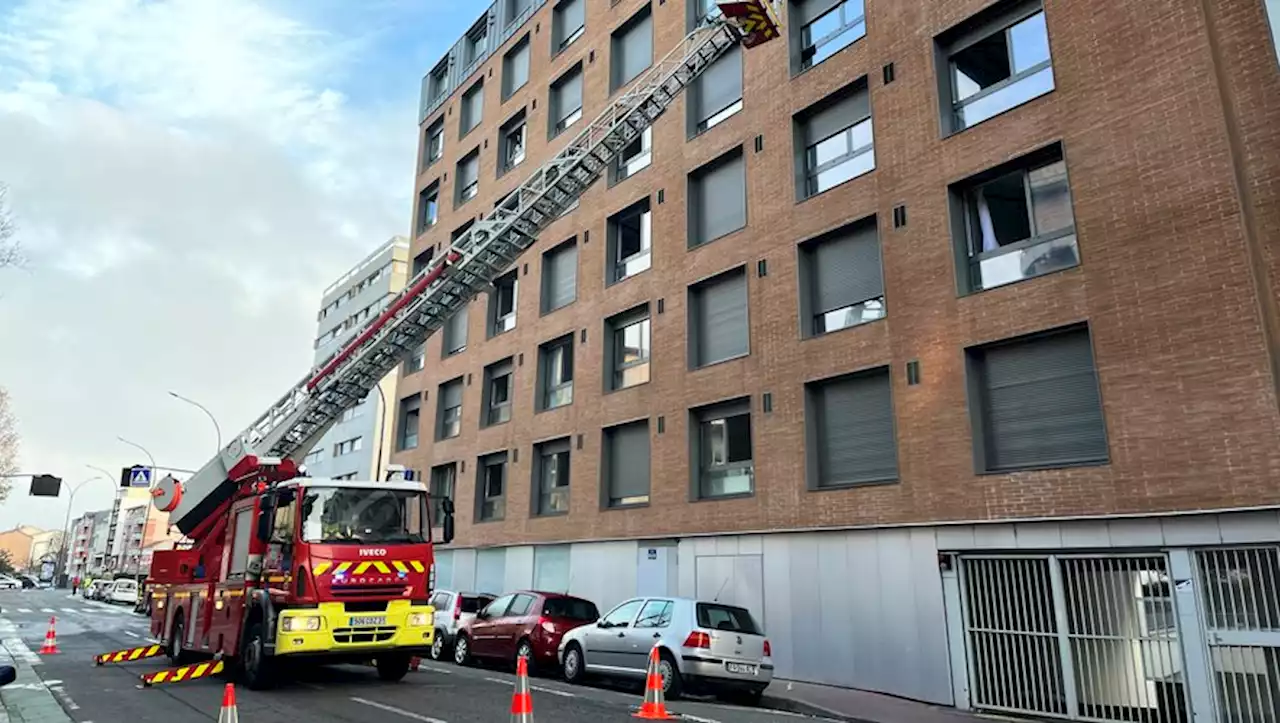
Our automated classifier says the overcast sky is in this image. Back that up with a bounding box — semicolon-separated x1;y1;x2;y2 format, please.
0;0;477;531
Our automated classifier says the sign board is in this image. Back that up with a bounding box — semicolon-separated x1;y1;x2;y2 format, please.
647;548;658;560
28;474;62;497
128;466;152;488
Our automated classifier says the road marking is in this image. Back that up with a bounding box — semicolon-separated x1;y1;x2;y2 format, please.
40;608;54;613
60;607;77;613
530;685;575;698
350;697;448;723
124;631;141;639
484;676;509;685
681;715;724;723
17;608;32;613
419;665;451;674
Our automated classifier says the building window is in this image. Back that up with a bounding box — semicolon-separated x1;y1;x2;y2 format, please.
792;0;865;72
476;451;508;522
333;436;363;457
460;80;485;138
951;143;1078;293
611;4;653;92
507;0;532;27
429;463;456;527
688;147;746;248
798;216;885;336
541;239;578;312
412;247;435;278
417;183;439;234
549;63;584;137
464;18;489;72
611;127;652;184
805;367;898;488
968;324;1108;472
404;344;426;374
607;198;652;284
482;358;514;427
437;377;464;440
795;79;874;199
692;398;753;499
488;270;518;337
456;149;480;205
938;0;1055;134
304;448;323;465
500;110;528;174
443;304;469;356
537;334;575;410
424;119;445;168
502;35;531;100
689;266;749;368
688;44;742;135
533;438;571;515
428;60;449;105
398;393;422;451
687;0;722;31
552;0;585;52
606;305;651;391
603;420;650;508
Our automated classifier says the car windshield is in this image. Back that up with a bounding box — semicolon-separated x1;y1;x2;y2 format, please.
300;486;429;544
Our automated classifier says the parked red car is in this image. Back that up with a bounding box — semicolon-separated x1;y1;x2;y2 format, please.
453;591;599;672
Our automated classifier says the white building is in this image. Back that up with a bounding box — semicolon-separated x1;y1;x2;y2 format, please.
303;237;411;481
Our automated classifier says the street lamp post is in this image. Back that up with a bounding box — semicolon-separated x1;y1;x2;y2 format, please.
168;391;223;453
373;384;389;483
57;475;112;587
117;436;157;481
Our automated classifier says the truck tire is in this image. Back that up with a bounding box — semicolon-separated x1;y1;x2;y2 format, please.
168;615;196;665
238;621;275;690
376;653;410;682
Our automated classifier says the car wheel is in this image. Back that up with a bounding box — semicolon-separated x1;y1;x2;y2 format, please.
429;631;447;661
561;644;584;684
239;621;275;691
453;634;471;666
657;651;684;700
515;639;535;674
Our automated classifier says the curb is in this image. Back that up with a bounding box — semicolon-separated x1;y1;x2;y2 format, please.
759;694;877;723
0;645;75;723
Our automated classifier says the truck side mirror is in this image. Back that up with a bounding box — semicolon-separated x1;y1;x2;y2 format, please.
442;509;455;545
256;494;275;543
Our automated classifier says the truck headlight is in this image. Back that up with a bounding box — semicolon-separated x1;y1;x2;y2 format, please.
407;613;432;627
282;615;323;632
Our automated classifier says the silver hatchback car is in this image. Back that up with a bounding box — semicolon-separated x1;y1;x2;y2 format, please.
427;590;497;661
557;596;772;703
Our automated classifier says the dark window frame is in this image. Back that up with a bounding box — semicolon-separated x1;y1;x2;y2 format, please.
796;214;886;338
610;3;654;92
688;266;750;369
549;63;585;138
397;393;422;451
459;79;486;139
687;146;747;248
532;437;572;516
455;148;482;206
790;0;867;74
482;357;515;427
607;197;653;284
552;0;586;54
476;451;509;522
537;333;575;411
605;304;652;392
601;419;651;509
437;377;465;440
541;238;579;313
502;34;531;101
804;365;900;490
689;397;755;501
499;109;528;175
488;269;519;337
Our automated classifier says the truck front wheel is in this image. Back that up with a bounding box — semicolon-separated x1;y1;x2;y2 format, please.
375;653;410;682
239;621;275;690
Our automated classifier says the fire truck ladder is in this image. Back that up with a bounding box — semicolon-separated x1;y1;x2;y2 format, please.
170;13;771;532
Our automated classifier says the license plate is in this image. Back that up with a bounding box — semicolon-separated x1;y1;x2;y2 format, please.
348;615;387;627
725;662;758;675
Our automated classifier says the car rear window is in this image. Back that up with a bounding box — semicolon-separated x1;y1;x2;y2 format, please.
696;603;760;635
542;597;599;621
459;595;493;613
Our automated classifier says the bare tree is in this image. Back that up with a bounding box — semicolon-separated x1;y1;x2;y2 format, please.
0;386;18;504
0;183;22;270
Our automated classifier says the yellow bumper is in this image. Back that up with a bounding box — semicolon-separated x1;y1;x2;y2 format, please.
274;600;435;656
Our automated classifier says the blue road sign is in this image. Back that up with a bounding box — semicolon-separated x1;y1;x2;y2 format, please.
129;466;152;487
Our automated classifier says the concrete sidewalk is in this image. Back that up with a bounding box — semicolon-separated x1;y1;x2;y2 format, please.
762;680;1022;723
0;654;73;723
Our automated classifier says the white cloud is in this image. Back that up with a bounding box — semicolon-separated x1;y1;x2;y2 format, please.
0;0;422;529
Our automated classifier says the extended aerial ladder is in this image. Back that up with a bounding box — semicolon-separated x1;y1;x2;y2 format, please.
153;2;782;536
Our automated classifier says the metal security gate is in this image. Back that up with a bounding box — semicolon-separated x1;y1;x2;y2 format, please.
1194;547;1280;723
960;554;1190;723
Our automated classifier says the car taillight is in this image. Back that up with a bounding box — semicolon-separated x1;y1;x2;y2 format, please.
763;639;772;657
454;600;462;621
683;631;711;649
539;617;556;634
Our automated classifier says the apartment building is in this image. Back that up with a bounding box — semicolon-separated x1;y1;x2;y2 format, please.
394;0;1280;719
304;237;412;481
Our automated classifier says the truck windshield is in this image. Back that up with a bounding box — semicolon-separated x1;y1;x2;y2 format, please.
300;487;429;544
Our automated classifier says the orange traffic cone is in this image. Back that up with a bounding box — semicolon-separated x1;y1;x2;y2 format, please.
218;683;239;723
409;656;421;672
632;645;678;720
510;654;534;722
38;617;60;655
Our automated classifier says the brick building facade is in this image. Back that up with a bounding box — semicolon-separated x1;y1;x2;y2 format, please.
392;0;1280;715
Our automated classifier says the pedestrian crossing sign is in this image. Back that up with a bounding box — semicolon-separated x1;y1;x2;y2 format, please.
129;466;152;488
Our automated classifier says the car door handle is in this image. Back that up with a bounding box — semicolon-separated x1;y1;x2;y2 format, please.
652;633;661;639
617;632;626;638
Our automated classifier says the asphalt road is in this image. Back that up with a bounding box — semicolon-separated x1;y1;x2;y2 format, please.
1;589;830;723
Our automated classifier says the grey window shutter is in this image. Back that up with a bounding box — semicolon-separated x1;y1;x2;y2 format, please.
555;69;582;120
615;11;653;88
608;422;650;500
811;224;883;313
555;0;584;45
803;87;870;146
694;44;742;121
815;370;898;485
979;328;1108;470
442;380;463;409
545;244;577;310
444;305;468;351
796;0;844;25
464;85;484;131
505;42;529;96
460;154;479;187
695;271;748;365
692;152;746;244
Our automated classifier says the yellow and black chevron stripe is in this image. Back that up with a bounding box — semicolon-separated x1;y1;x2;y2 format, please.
95;644;163;666
140;660;225;686
311;560;426;576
